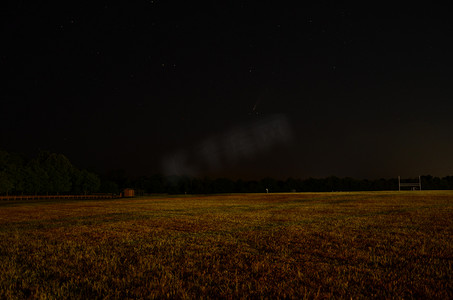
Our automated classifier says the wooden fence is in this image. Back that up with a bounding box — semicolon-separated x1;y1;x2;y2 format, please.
0;194;118;201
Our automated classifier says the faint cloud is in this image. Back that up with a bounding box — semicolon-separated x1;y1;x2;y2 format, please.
161;114;293;177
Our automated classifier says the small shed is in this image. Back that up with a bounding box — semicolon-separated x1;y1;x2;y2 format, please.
123;188;135;198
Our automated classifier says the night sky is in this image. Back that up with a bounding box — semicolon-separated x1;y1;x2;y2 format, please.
2;2;453;180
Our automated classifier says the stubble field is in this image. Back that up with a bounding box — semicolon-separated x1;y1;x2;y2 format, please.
0;191;452;299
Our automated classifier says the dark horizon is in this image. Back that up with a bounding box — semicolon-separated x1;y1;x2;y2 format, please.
3;147;453;195
2;3;453;180
2;146;451;185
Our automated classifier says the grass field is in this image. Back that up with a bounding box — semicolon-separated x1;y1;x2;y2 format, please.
0;191;452;299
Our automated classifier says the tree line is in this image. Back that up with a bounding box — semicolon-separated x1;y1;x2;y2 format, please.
128;174;453;194
0;150;103;195
1;149;452;196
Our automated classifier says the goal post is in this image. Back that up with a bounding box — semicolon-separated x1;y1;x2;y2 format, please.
398;176;422;191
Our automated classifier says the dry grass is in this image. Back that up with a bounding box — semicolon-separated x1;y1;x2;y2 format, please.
0;191;452;298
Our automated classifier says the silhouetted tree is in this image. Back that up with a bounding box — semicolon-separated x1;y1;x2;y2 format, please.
148;174;164;193
0;150;13;195
36;152;74;194
211;178;234;193
0;170;13;195
234;179;247;193
99;179;119;194
104;169;130;190
72;169;101;194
